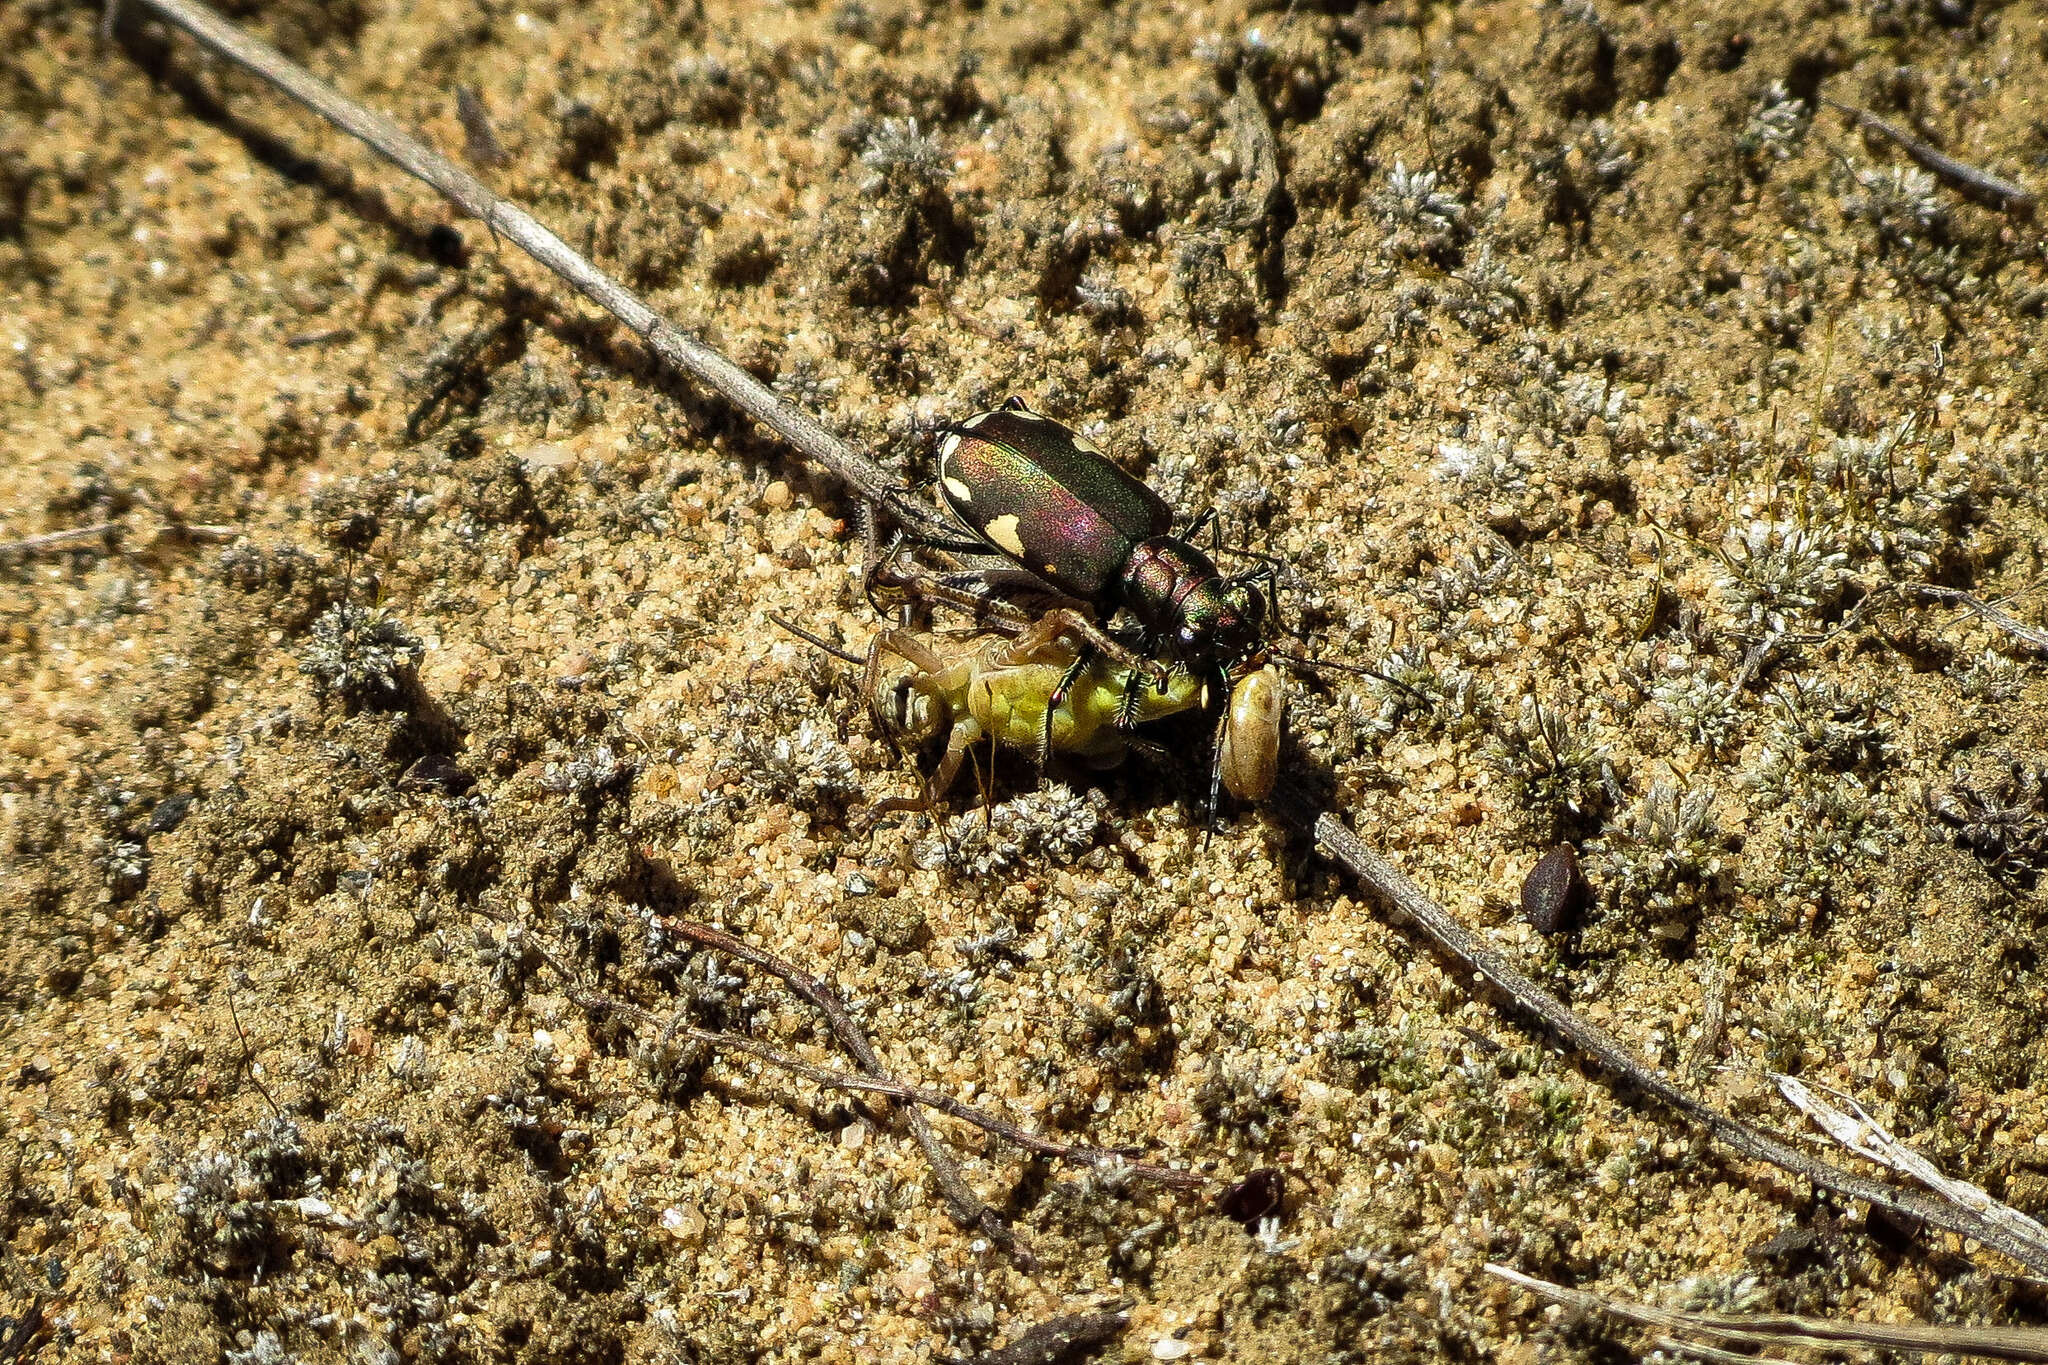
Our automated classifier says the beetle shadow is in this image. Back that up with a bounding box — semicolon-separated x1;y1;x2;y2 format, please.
1099;705;1337;870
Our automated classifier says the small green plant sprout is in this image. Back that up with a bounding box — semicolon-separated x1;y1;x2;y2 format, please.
721;721;861;815
1374;158;1468;259
173;1151;275;1272
856;116;950;195
1953;650;2026;704
1769;778;1889;919
1744;673;1891;807
1763;674;1889;772
1843;164;1947;250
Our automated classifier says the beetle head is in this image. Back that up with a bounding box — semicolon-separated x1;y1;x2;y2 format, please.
1181;577;1265;669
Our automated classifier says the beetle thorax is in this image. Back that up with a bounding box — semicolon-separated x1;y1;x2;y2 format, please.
1122;537;1260;666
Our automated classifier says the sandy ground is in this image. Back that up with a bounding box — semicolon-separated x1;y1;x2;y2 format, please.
6;0;2048;1360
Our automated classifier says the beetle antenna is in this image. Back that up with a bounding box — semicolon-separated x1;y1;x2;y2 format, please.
1213;543;1287;570
1269;648;1425;701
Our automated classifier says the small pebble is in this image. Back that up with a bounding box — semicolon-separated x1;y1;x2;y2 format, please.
1520;843;1586;934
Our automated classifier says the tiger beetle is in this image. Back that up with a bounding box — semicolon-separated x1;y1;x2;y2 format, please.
864;396;1396;814
930;396;1270;698
920;396;1323;811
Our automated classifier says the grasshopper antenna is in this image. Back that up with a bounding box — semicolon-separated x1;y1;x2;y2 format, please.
769;613;865;666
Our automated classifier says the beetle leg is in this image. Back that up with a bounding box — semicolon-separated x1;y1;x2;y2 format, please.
862;791;930;828
1225;558;1284;637
768;613;863;665
1206;704;1230;827
1040;649;1093;769
974;734;996;831
1032;607;1171;690
1114;667;1148;731
1119;734;1167;763
861;529;921;623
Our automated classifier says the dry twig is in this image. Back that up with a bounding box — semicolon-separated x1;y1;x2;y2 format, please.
667;918;1011;1250
1489;1263;2048;1362
966;1307;1130;1365
1652;1336;1795;1365
1777;1074;2048;1271
1825;97;2036;214
0;520;240;561
499;916;1198;1259
550;967;1197;1186
119;0;950;542
1905;583;2048;655
1300;804;2048;1278
0;523;117;558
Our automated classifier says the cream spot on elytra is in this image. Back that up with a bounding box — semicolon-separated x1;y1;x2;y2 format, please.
984;514;1026;556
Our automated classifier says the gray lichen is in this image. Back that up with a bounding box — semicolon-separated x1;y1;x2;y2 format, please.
858;117;950;194
1485;696;1610;835
1715;520;1848;635
1589;782;1728;943
1374;159;1467;259
1738;82;1810;163
299;601;424;708
915;785;1105;877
